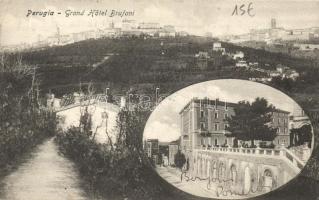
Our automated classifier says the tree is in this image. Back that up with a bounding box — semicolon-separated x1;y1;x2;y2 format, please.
174;150;186;170
226;97;277;147
290;124;312;147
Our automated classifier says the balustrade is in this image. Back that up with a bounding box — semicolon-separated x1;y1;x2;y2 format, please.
195;145;305;170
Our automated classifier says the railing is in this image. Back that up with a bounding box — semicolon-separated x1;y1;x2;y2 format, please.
196;145;305;171
283;148;306;170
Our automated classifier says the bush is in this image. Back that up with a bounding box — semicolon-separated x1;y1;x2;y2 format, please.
0;56;57;171
55;109;165;200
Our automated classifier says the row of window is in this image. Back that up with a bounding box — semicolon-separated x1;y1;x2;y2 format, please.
272;118;288;124
200;122;229;131
200;110;229;119
200;138;229;146
277;127;288;134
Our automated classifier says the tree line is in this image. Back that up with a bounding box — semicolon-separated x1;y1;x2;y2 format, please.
0;54;57;173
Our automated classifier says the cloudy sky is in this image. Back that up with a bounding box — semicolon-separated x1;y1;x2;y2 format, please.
0;0;319;45
143;79;303;143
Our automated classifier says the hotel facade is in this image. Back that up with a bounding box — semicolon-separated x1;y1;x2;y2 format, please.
180;98;290;157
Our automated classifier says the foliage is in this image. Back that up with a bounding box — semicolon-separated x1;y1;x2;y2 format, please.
0;54;57;171
226;97;277;146
290;124;312;147
55;109;168;200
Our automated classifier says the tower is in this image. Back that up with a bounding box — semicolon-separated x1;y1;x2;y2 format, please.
56;25;61;44
271;18;276;29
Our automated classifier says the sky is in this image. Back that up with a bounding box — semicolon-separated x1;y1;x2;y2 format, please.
0;0;319;45
143;79;304;143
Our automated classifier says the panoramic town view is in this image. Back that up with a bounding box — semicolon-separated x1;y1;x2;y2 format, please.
0;0;319;199
143;80;313;198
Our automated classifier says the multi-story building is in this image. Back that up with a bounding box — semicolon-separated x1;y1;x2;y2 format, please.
270;109;290;146
138;22;160;29
145;139;159;163
180;98;290;158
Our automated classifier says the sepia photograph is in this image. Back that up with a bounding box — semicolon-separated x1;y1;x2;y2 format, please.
144;79;314;199
0;0;319;199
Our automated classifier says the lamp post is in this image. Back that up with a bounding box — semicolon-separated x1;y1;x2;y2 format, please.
155;87;160;106
105;87;109;103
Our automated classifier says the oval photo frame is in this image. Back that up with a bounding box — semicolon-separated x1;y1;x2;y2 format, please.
143;79;314;199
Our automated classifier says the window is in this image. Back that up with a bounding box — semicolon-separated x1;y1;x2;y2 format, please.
200;122;205;129
224;124;228;130
200;110;204;118
214;123;219;131
224;113;228;119
284;128;287;133
215;112;218;119
278;118;280;124
277;128;281;133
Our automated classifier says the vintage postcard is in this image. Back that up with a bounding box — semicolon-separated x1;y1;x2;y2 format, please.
0;0;318;199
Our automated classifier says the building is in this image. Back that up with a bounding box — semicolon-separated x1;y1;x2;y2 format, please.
145;139;159;163
235;60;248;68
179;98;290;158
271;109;290;146
138;22;160;29
122;19;137;31
232;51;245;60
55;96;120;144
159;30;176;37
212;42;226;53
168;143;179;166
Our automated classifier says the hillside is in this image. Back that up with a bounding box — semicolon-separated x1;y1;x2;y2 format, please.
5;36;318;110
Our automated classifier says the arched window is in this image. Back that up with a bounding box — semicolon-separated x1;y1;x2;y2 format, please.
264;169;273;191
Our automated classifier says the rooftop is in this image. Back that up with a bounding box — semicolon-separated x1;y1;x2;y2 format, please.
179;98;290;114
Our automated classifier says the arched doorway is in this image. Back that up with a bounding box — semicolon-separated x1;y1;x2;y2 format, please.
264;169;273;192
197;157;201;176
230;164;237;184
206;159;210;178
218;162;226;180
202;158;206;177
211;161;218;180
244;167;251;194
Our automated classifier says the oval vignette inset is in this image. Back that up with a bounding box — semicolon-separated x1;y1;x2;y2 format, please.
143;79;314;199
